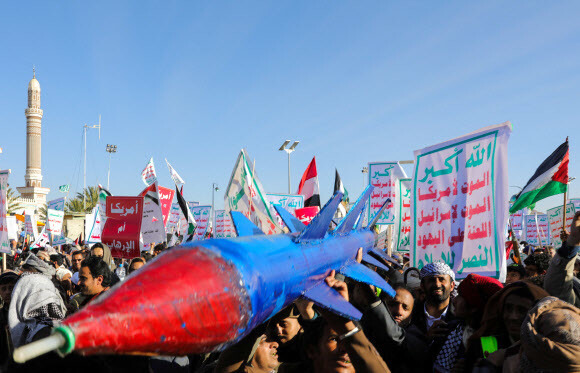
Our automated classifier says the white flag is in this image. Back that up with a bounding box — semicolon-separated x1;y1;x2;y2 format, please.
165;159;185;186
141;157;157;186
31;226;50;248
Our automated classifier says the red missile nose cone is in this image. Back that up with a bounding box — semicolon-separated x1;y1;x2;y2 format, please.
63;246;250;355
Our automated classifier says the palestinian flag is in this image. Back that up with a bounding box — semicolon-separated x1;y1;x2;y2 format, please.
175;185;196;235
297;157;320;208
334;169;349;216
509;140;569;213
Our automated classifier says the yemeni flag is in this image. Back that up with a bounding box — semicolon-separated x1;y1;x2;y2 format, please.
334;169;349;216
509;140;569;214
297;157;320;208
174;185;196;235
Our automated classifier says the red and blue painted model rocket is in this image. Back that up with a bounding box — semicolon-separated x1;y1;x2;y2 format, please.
14;186;395;361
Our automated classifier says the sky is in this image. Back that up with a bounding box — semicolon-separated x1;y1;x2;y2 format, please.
0;1;579;213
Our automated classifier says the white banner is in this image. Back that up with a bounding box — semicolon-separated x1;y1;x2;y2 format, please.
395;178;412;252
225;150;282;235
191;205;212;240
214;210;235;238
266;194;304;228
25;214;38;241
411;122;512;281
7;216;18;241
524;214;550;246
165;203;181;234
46;209;65;236
509;208;524;231
31;226;50;248
140;185;166;246
85;205;103;244
368;162;407;225
0;171;10;253
546;203;575;247
141;157;157;186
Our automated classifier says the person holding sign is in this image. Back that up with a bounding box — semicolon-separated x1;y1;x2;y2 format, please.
544;211;580;308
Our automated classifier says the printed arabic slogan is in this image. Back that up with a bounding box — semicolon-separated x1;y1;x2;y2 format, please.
214;210;235;238
547;203;576;247
395;178;412;252
267;194;304;228
368;162;407;225
412;122;511;281
102;196;144;259
191;205;211;240
524;214;550;246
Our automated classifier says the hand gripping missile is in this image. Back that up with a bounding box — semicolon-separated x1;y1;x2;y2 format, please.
14;186;395;363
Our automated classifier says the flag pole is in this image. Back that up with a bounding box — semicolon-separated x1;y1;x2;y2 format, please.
508;219;522;265
248;159;256;222
534;213;542;248
562;136;569;231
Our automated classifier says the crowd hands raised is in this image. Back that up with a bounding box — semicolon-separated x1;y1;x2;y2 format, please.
0;213;579;372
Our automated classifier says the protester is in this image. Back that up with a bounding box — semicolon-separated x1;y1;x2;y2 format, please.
90;243;116;271
128;257;146;275
266;305;305;364
70;249;86;286
505;263;526;284
523;252;550;278
0;272;18;368
544;211;580;308
69;256;113;312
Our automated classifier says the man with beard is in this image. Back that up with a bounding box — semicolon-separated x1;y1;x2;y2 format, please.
406;262;457;371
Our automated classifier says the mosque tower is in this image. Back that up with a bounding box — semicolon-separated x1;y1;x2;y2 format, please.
17;69;50;207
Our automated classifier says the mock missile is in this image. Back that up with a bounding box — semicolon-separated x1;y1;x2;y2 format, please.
13;185;395;363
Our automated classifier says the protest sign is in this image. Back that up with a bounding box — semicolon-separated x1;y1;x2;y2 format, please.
267;194;304;228
0;170;10;253
214;210;235;238
395;178;412;252
295;207;319;225
158;186;175;227
524;214;550;246
85;205;103;244
25;214;38;241
31;226;50;248
102;196;144;259
411;122;511;281
225;150;282;235
547;203;575;247
141;157;157;186
46;209;65;236
165;203;181;234
509;207;524;231
6;216;17;241
191;205;211;240
570;198;580;211
139;182;166;246
47;197;65;211
52;234;69;246
368;162;407;225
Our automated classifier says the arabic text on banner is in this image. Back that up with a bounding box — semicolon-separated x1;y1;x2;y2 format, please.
547;203;575;247
47;197;65;211
214;210;235;238
165;203;181;234
102;197;144;259
266;194;304;228
395;178;412;252
225;150;282;235
46;209;65;237
411;122;511;281
191;205;212;240
140;195;166;246
509;206;525;231
31;227;50;248
0;171;10;253
524;214;550;246
85;206;103;244
158;186;175;227
570;199;580;212
141;157;157;186
368;162;407;225
25;214;38;241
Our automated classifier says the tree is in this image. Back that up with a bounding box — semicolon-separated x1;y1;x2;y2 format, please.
7;188;23;214
37;203;47;222
65;186;99;213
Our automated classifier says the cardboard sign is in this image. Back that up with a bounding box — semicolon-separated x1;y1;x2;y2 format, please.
368;162;407;225
102;196;144;259
46;209;65;236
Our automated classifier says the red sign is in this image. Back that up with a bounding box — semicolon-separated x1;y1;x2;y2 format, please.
102;196;144;259
294;206;320;225
158;186;175;227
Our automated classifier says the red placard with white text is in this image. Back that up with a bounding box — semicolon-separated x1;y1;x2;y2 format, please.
295;207;320;225
102;196;144;259
158;186;175;227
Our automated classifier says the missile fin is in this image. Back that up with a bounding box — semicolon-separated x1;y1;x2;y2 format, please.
354;202;368;230
361;254;390;272
303;282;362;320
368;198;391;231
230;211;265;236
273;205;306;233
334;185;374;235
339;263;396;298
297;192;343;241
369;248;401;267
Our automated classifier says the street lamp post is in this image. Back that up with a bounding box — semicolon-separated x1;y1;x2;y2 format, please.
83;115;101;209
361;167;368;188
279;140;300;194
211;183;219;233
106;144;117;190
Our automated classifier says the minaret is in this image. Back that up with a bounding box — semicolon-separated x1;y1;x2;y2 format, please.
17;69;50;207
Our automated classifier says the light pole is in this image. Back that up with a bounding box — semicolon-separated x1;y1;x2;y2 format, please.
211;183;219;232
106;144;117;190
279;140;299;194
361;166;368;188
83;115;101;209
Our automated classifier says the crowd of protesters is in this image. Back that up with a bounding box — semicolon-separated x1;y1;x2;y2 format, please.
0;212;578;372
